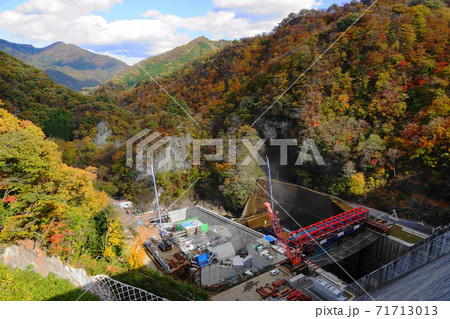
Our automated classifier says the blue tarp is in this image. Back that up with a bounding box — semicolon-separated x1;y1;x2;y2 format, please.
181;222;194;228
264;235;276;243
197;253;208;266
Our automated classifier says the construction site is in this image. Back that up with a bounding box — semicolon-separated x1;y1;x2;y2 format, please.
115;159;450;302
142;205;286;287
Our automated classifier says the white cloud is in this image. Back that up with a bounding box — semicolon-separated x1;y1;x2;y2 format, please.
89;50;143;66
15;0;122;14
0;0;318;63
16;0;66;14
140;9;162;18
214;0;320;15
75;0;123;12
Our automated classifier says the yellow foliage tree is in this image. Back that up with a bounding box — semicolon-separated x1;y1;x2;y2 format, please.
0;109;108;258
127;227;147;268
104;217;124;260
349;172;367;197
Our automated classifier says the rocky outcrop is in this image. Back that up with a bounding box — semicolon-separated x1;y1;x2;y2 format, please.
0;245;92;288
93;121;113;147
136;134;193;180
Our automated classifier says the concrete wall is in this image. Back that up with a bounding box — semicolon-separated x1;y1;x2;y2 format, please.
219;265;233;281
360;235;411;273
186;206;263;252
187;206;266;286
356;254;450;301
201;263;220;286
249;250;270;270
168;208;187;223
242;179;343;231
346;227;450;297
200;261;245;286
211;242;236;259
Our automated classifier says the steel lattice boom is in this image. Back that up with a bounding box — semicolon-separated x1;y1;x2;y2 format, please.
264;155;302;265
264;202;303;265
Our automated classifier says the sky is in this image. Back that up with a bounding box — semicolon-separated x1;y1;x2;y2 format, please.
0;0;345;65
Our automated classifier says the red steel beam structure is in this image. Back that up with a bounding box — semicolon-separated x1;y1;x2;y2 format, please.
365;218;390;234
289;207;370;247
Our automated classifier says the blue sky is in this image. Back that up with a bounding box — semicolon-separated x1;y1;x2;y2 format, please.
0;0;348;65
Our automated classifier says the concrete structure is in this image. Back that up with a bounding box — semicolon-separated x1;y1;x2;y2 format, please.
310;230;409;271
169;206;264;253
346;202;435;236
241;179;344;231
288;274;308;286
356;253;450;301
232;177;449;301
347;226;450;298
166;206;285;287
243;255;252;268
162;186;447;301
211;270;291;301
312;276;347;301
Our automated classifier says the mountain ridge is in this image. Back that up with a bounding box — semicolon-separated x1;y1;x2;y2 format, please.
0;50;131;141
0;39;128;91
102;36;230;91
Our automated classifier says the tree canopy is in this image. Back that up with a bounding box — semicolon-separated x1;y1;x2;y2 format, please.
0;108;114;260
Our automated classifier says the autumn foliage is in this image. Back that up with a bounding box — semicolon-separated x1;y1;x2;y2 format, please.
112;0;448;220
0;108;114;260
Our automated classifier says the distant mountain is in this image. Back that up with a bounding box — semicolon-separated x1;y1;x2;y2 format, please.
102;36;230;91
0;39;128;91
0;51;130;141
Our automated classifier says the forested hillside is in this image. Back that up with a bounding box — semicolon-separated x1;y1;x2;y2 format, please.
0;39;128;91
116;0;449;222
101;36;229;92
0;109;210;300
0;0;448;225
0;109;126;265
0;51;132;141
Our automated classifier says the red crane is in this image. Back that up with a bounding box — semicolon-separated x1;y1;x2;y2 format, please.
262;156;372;266
264;202;303;265
264;155;302;266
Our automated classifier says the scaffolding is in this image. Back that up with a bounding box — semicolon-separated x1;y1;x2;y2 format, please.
310;231;380;267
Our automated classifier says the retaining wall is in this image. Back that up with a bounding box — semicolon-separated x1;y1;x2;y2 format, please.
346;227;450;297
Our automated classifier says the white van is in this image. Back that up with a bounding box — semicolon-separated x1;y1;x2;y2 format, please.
270;269;279;276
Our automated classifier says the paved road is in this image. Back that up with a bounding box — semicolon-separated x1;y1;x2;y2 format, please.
109;198;160;272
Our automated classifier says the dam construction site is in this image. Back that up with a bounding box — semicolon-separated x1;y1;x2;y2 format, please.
106;174;449;302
